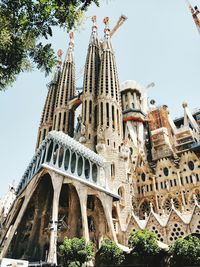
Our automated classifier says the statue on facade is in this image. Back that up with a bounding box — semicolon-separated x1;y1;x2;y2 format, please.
79;121;87;143
120;140;130;160
98;126;105;143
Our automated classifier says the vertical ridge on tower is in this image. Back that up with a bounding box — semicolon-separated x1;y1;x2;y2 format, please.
81;16;101;150
53;32;76;136
36;50;63;149
96;17;122;147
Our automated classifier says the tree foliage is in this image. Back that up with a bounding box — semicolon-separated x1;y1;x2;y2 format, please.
59;237;95;267
98;239;125;266
169;235;200;266
128;229;161;258
0;0;99;90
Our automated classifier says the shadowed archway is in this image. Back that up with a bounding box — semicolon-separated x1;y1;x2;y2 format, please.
8;173;53;261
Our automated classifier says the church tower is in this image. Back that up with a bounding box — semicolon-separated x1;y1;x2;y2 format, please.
96;17;122;154
80;16;100;150
36;50;62;149
53;32;76;137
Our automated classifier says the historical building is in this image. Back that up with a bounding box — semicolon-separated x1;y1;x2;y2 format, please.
1;17;200;265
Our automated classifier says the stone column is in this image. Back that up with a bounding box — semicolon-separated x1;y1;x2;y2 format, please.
177;170;186;207
152;176;159;211
47;172;63;266
76;186;89;242
99;193;118;243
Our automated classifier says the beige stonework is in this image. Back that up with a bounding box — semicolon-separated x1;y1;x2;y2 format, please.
1;18;200;265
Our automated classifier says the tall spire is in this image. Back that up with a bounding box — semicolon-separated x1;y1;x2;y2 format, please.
36;50;63;149
66;32;74;62
80;16;100;150
102;17;112;50
53;32;76;136
96;17;122;151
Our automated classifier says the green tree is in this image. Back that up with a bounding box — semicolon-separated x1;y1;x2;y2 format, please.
128;229;161;257
98;239;125;266
169;235;200;267
59;237;95;267
0;0;99;90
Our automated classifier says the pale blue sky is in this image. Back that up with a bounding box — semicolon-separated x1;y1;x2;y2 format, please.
0;0;200;197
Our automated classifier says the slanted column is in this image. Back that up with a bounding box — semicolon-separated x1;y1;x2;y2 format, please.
177;170;186;207
99;192;118;243
47;172;63;266
0;178;39;258
152;176;159;211
76;186;89;242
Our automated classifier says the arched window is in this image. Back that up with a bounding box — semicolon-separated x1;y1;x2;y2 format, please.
53;144;59;165
188;161;195;171
41;148;46;164
58;146;64;168
111;163;115;177
71;153;76;173
92;164;98;182
42;129;46;141
85;159;90;179
141;172;146;182
117;109;119;132
106;103;109;126
46;141;53;162
63;112;66;131
112;105;115;130
64;149;70;170
58;112;61;131
77;157;83;176
163;167;169;176
139;200;151;219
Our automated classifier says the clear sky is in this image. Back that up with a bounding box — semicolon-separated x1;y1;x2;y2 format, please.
0;0;200;197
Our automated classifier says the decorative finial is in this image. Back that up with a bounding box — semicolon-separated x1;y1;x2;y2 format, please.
66;32;74;62
92;15;97;24
57;49;63;66
182;101;188;108
91;16;97;35
103;17;110;37
69;32;74;44
103;16;109;25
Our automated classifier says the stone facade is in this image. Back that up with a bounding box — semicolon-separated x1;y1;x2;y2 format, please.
1;17;200;265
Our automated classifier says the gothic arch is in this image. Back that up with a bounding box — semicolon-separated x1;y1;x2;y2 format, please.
8;173;54;261
162;194;180;214
86;194;108;248
58;183;82;240
138;199;151;219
